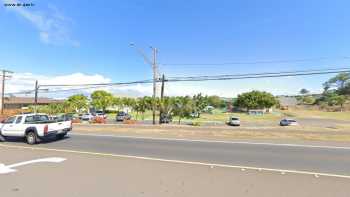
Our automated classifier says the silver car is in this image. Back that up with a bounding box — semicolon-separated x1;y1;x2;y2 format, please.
228;116;240;126
280;119;298;126
81;113;94;121
116;112;131;122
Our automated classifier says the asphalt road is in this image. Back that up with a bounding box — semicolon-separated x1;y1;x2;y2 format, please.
4;132;350;176
2;148;350;197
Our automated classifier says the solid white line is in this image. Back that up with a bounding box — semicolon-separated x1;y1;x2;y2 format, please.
70;132;350;150
1;143;349;179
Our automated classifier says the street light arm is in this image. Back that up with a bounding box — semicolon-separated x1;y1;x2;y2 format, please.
130;43;153;66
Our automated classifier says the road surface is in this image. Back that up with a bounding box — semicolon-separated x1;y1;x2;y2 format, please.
2;132;350;196
3;132;350;176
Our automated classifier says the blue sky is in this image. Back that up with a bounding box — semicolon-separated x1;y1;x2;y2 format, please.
1;0;350;97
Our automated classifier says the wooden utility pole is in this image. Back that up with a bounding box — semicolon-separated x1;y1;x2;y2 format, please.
159;74;165;124
1;70;13;114
34;80;38;114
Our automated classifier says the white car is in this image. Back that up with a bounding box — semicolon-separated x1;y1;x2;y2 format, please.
228;116;240;126
95;111;107;119
280;119;298;126
0;113;72;145
81;113;94;121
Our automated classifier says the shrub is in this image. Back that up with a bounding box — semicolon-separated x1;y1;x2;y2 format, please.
91;116;106;124
191;121;201;126
71;118;81;124
123;119;137;124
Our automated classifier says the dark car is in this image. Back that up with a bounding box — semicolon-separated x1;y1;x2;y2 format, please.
116;112;131;121
160;114;172;124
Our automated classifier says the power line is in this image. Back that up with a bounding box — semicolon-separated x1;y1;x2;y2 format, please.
166;69;350;82
4;67;349;96
161;56;350;66
39;79;154;87
4;79;155;95
166;67;350;80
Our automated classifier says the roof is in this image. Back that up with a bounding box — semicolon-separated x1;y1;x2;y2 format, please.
4;97;64;104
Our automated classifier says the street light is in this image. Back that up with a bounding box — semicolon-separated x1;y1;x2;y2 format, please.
130;43;158;125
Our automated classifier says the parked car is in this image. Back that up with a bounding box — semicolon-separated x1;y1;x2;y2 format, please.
280;119;298;126
58;113;75;121
81;113;95;121
48;115;59;121
116;112;131;121
228;116;240;126
0;113;72;145
160;114;172;124
95;111;107;119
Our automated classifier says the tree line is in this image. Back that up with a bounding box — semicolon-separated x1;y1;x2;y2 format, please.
298;72;350;111
33;72;349;117
33;91;228;123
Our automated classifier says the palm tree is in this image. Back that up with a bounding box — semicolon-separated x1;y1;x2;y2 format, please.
173;96;193;124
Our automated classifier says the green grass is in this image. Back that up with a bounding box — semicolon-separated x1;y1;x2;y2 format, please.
186;109;282;123
109;109;282;123
107;108;350;123
282;109;350;121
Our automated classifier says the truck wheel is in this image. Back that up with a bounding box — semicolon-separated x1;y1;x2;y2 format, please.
56;132;67;140
0;134;5;142
26;132;37;145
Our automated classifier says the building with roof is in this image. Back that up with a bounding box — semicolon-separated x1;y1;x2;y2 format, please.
4;96;64;109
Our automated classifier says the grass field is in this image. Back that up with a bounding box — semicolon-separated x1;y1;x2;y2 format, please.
107;108;350;125
281;109;350;121
108;109;283;123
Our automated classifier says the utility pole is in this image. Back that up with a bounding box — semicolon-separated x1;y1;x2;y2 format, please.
159;74;165;124
151;47;158;125
130;43;159;125
34;80;38;114
1;69;13;115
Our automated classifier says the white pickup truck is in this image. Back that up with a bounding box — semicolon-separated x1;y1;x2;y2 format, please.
0;113;72;145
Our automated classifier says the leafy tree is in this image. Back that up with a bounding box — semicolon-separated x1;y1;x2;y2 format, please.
207;95;223;108
299;88;310;95
121;97;136;108
91;90;114;112
133;97;149;120
158;96;175;123
192;93;208;118
324;92;347;111
111;97;123;111
66;94;88;113
234;91;278;111
173;96;193;124
159;97;175;116
324;73;350;95
341;83;350;95
302;96;316;105
142;96;154;111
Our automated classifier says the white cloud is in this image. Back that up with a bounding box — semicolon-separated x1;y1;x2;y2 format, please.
3;0;79;46
6;72;111;96
5;72;324;99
